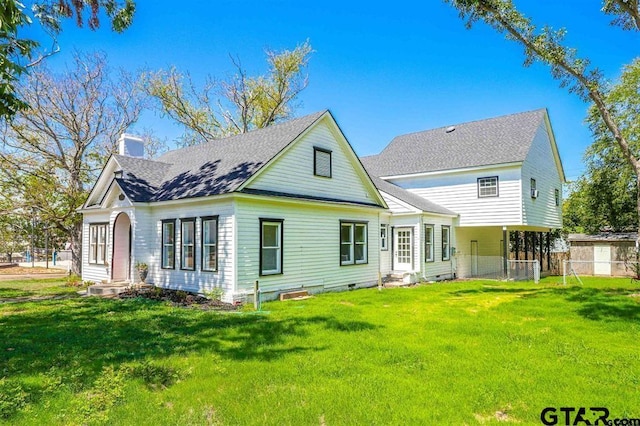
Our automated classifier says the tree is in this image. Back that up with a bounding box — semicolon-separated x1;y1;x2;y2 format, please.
445;0;640;240
143;41;313;146
0;0;135;118
0;52;145;273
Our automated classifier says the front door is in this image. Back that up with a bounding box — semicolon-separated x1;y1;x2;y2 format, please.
112;213;131;282
394;227;413;271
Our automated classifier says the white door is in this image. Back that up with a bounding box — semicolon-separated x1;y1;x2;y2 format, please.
394;227;413;271
593;245;611;275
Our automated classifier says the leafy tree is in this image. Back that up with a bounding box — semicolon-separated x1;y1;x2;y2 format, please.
0;52;145;273
445;0;640;239
0;0;135;118
143;41;313;146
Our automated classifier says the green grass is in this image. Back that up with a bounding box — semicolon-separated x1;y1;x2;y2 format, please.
1;277;639;425
0;278;80;299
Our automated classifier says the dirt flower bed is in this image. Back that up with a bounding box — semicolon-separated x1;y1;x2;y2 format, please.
0;265;66;274
117;287;241;311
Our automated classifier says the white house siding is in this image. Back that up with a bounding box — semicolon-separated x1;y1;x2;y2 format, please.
521;123;563;229
421;215;456;280
246;120;379;205
81;210;112;283
143;198;236;300
235;197;382;300
455;226;504;278
392;165;523;227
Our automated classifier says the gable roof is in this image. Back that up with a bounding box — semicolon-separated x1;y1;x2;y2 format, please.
370;176;456;216
361;109;548;177
110;111;327;203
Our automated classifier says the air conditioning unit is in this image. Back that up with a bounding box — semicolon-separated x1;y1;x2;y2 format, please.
531;189;539;198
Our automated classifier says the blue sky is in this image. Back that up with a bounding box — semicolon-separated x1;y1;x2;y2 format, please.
28;1;639;181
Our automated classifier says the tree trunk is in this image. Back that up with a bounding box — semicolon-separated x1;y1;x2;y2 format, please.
636;173;640;252
70;220;82;276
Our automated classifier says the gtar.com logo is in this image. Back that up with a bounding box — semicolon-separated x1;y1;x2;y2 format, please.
540;407;609;425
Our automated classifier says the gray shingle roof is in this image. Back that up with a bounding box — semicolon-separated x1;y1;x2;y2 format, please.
568;233;638;242
370;176;456;216
362;109;547;177
113;111;326;202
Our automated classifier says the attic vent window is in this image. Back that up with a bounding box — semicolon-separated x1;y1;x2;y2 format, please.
314;147;332;178
445;126;456;133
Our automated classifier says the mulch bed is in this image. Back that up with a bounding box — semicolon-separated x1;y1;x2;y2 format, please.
117;287;241;311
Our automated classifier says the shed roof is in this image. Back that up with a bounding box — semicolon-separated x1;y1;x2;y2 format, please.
568;233;638;243
361;109;547;177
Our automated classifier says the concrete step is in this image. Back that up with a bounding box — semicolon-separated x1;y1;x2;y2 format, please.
87;283;129;296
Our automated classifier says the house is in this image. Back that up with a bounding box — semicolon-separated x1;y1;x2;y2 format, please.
362;108;565;280
80;111;389;302
567;233;637;277
80;108;564;301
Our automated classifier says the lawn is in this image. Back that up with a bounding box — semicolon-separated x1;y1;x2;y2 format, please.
0;277;82;299
1;277;638;425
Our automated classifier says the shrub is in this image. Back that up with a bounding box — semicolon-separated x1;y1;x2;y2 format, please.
0;378;28;419
126;361;183;390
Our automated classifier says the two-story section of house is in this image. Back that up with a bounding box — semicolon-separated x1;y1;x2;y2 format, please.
363;109;565;279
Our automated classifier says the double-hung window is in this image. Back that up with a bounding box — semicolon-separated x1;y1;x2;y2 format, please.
425;224;434;262
161;220;175;269
88;223;107;265
340;221;368;265
181;218;195;270
380;224;388;251
442;225;450;261
201;216;218;272
478;176;498;198
531;178;538;198
260;219;283;275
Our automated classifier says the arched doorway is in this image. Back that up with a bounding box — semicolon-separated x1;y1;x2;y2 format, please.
112;212;131;282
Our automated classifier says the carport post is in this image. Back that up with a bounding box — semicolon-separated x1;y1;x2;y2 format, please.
503;227;508;277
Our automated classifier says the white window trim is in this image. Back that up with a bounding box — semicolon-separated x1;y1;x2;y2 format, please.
425;224;434;262
181;218;195;271
260;219;283;275
478;176;499;198
340;221;368;265
442;225;450;261
380;224;388;251
161;220;175;269
201;216;218;272
88;223;107;265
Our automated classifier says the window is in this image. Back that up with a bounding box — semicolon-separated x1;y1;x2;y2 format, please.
314;147;332;178
442;225;450;261
260;219;283;275
201;216;218;272
181;218;195;270
161;220;175;269
425;224;434;262
380;224;388;251
531;178;538;198
340;221;368;265
555;189;560;206
88;223;107;265
478;176;498;197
